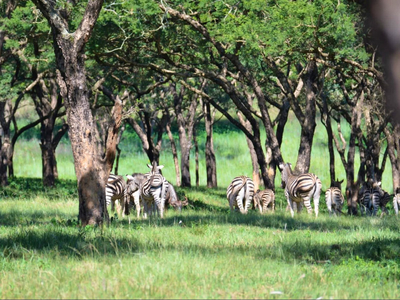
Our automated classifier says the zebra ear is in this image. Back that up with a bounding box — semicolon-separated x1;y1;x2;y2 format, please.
147;164;152;169
377;181;382;187
278;163;284;170
126;175;134;181
158;165;164;170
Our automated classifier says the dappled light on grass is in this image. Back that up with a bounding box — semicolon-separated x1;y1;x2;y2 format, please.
1;179;400;298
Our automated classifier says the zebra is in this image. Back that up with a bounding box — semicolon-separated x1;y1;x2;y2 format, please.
226;176;255;214
126;173;147;219
254;189;275;213
105;174;131;218
127;173;188;218
165;183;189;211
279;163;322;217
325;179;344;216
361;181;390;217
393;187;400;217
140;162;169;219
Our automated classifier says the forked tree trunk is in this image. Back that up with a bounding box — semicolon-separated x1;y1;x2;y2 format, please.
33;0;111;226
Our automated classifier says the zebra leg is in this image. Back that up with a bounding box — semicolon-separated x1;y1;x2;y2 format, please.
394;200;399;217
133;192;141;219
326;195;333;216
313;187;321;218
303;197;313;215
287;198;295;218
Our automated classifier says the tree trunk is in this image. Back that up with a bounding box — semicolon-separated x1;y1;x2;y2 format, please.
294;61;317;174
165;112;181;186
172;82;198;188
203;100;217;188
0;100;12;186
194;125;199;187
33;0;110;226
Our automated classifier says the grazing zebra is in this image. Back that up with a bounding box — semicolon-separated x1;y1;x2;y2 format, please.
325;180;344;216
254;189;275;213
126;173;147;219
105;174;131;217
127;173;188;218
393;187;400;217
165;183;189;211
226;176;255;214
279;163;322;217
140;162;169;219
361;181;390;216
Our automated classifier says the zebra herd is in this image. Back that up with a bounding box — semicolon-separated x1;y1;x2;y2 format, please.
106;160;400;219
227;162;400;217
105;161;188;221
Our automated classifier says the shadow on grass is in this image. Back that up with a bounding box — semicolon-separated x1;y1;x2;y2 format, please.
1;223;399;268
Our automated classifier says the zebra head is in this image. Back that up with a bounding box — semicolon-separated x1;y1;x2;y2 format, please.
126;173;145;195
331;179;344;189
147;161;164;174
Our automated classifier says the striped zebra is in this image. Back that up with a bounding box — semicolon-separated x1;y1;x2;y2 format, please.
127;173;188;218
105;174;131;217
226;176;255;214
325;180;344;216
393;187;400;217
140;162;169;219
279;163;322;217
361;181;390;216
254;189;275;213
165;183;189;211
126;173;147;219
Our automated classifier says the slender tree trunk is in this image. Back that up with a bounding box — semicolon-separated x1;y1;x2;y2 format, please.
295;61;317;174
0;100;12;186
237;111;261;190
165;113;181;186
194;126;199;187
203;100;217;188
320;93;336;185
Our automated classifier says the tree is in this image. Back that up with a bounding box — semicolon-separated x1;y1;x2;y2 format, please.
32;0;121;226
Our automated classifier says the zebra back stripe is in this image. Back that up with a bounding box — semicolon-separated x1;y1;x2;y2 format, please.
325;187;344;215
254;189;275;213
226;176;255;214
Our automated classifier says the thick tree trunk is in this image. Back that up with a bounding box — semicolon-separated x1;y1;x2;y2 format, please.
33;0;108;226
203;100;217;188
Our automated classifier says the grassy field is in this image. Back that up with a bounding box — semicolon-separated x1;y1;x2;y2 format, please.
1;113;398;299
0;178;400;299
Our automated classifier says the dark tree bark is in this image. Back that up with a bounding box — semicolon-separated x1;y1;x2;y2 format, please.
126;106;167;166
203;99;217;188
32;75;67;187
294;61;318;174
165;109;181;186
171;82;198;188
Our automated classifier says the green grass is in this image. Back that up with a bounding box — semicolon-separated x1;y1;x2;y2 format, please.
1;178;400;299
4;115;398;298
